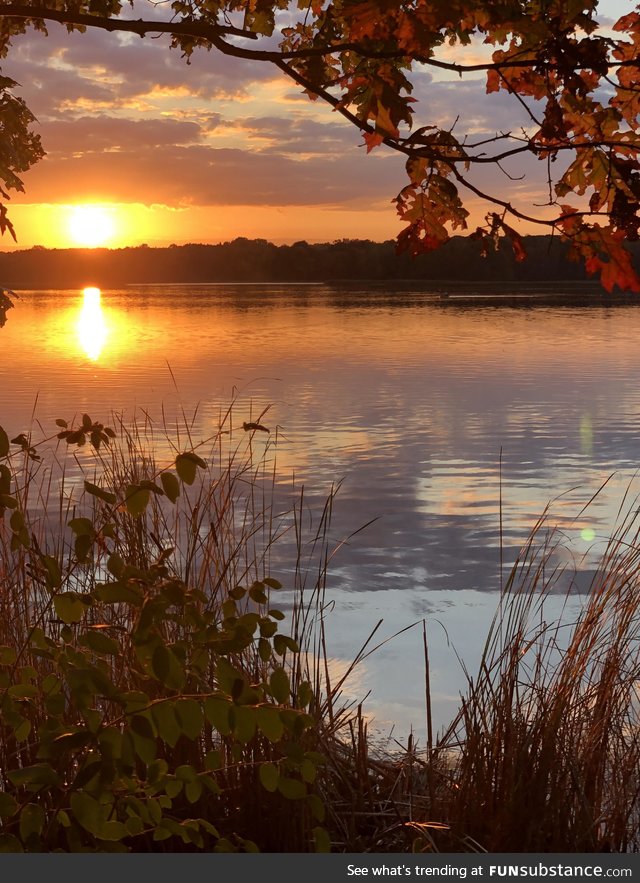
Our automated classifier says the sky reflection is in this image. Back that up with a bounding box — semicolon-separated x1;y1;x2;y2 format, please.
3;286;640;735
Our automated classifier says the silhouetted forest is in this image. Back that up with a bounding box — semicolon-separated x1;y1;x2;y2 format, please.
1;235;638;289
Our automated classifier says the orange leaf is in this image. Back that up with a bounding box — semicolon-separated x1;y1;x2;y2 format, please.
363;131;384;153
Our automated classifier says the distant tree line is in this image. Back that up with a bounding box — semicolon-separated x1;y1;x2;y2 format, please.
1;236;638;290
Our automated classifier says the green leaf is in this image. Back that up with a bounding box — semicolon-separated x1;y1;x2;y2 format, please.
8;684;39;699
204;749;221;771
248;581;268;604
119;690;150;712
125;816;145;837
0;426;9;458
204;696;231;735
313;826;331;853
107;553;124;577
153;645;185;690
95;582;143;605
164;779;183;799
0;792;17;818
152;826;173;842
74;533;93;563
259;618;277;638
148;758;169;784
176;452;206;484
98;820;128;842
274;634;299;656
175;698;204;740
79;630;120;656
84;480;117;505
297;681;313;708
185;778;203;804
69;786;101;829
176;764;197;783
151;644;170;682
19;803;45;842
257;706;284;742
175;453;198;485
68;517;94;537
0;834;23;852
197;817;219;837
152;701;182;748
8;763;60;787
53;592;86;624
14;718;31;742
131;730;157;764
301;758;317;783
277;777;306;800
258;762;279;793
160;471;180;503
0;463;11;493
9;509;24;532
216;657;245;695
131;714;155;740
139;478;164;494
42;554;62;589
231;704;256;743
269;667;290;704
0;645;17;665
125;484;151;517
263;577;282;590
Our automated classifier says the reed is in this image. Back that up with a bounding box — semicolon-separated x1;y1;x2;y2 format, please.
429;493;640;853
278;492;640;854
340;496;640;853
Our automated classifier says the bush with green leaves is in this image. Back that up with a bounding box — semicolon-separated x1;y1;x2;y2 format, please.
0;416;330;852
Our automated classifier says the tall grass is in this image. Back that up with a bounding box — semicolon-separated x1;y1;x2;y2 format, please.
332;495;640;853
3;406;640;852
430;495;640;853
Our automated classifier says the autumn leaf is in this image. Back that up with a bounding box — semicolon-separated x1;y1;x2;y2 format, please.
363;131;384;153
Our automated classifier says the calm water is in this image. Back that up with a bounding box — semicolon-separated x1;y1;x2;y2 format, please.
3;284;640;736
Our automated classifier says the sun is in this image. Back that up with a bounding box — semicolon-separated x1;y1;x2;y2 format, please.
68;205;116;247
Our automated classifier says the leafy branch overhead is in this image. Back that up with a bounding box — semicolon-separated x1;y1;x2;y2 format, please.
0;0;639;290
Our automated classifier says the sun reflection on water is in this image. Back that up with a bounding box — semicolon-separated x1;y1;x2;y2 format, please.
77;286;108;361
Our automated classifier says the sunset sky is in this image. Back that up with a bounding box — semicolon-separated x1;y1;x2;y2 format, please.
1;0;629;250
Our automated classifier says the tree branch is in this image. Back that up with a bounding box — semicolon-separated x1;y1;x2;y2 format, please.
0;3;258;39
1;3;638;76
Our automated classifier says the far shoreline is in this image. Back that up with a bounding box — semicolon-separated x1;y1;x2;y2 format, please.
2;236;638;291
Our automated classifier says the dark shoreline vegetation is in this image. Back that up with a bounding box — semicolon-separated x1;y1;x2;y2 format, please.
2;236;640;290
2;408;640;853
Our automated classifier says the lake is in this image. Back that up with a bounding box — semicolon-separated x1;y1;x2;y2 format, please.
2;283;640;739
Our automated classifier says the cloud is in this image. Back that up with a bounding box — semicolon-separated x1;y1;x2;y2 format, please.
16;143;405;207
2;8;560;221
229;115;358;154
6;18;275;119
41;115;210;153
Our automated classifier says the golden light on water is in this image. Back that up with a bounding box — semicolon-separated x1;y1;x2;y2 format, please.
77;286;108;361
